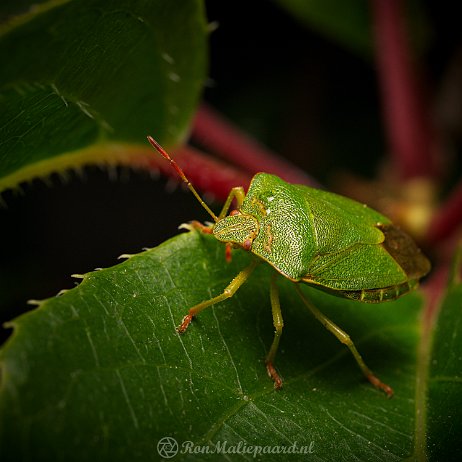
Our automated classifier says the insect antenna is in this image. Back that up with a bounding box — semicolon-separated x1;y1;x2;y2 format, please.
147;136;218;222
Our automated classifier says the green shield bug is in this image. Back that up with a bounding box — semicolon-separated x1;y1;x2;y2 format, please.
147;136;431;397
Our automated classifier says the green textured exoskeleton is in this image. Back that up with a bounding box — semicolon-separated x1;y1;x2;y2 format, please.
148;137;431;397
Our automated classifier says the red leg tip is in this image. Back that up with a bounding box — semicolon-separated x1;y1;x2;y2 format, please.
177;314;193;334
367;374;394;398
189;220;213;234
266;361;283;390
225;243;232;263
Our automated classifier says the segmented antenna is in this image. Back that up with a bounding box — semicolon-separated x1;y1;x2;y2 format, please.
147;136;218;222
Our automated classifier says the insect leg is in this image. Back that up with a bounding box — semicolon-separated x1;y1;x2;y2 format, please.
294;285;394;397
217;186;246;263
265;274;284;390
180;220;213;234
177;259;259;333
218;187;246;220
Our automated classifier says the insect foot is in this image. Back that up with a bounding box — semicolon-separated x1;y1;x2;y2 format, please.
266;361;283;390
367;374;394;398
183;220;213;234
177;314;194;334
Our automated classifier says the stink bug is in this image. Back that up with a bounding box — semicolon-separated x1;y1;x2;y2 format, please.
147;136;431;397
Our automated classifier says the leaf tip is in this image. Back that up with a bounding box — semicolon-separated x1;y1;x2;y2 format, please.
178;222;195;231
71;274;86;282
118;253;134;260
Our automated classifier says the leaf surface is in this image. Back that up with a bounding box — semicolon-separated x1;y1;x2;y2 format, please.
275;0;372;56
0;0;207;192
1;231;440;461
275;0;428;58
425;257;462;462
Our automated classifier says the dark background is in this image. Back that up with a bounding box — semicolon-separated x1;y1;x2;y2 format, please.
0;1;460;344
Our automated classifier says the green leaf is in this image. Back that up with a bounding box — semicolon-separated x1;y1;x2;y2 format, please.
425;253;462;462
275;0;373;56
1;230;433;461
0;0;207;192
274;0;429;59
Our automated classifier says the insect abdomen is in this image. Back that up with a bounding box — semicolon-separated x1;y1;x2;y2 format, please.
339;279;419;303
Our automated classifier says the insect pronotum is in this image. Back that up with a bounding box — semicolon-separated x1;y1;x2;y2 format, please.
147;136;431;397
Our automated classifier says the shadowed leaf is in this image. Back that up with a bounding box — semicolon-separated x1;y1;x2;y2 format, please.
0;0;207;192
1;231;435;461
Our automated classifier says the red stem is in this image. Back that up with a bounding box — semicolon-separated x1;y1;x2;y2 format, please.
138;144;253;202
371;0;438;180
192;103;318;186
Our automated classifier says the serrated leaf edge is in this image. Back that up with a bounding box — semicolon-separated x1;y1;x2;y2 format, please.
0;142;162;195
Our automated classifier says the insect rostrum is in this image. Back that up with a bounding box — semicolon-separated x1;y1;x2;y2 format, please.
147;136;430;397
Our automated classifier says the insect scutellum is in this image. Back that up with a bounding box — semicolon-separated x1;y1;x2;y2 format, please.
147;136;431;397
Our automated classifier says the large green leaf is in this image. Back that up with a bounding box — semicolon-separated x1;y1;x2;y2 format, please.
275;0;373;56
3;229;454;461
0;0;207;192
425;254;462;462
275;0;429;58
